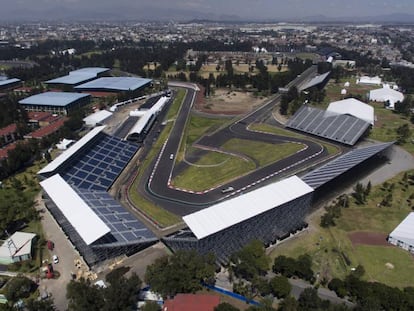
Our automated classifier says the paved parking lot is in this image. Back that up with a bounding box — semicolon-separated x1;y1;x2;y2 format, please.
35;194;85;311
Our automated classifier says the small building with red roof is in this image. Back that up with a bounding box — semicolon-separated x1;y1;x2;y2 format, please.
162;294;220;311
24;117;67;139
0;142;17;160
0;123;18;147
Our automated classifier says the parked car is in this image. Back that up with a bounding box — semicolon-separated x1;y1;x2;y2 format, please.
52;255;59;264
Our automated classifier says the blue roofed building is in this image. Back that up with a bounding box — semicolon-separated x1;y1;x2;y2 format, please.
45;67;110;88
19;92;91;115
75;77;152;93
0;78;22;91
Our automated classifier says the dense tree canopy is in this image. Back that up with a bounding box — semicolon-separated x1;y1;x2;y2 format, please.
231;240;270;281
144;250;216;298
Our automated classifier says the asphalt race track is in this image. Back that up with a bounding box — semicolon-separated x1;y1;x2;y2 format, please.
135;69;334;216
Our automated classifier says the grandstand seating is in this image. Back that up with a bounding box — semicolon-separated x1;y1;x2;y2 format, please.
286;106;371;145
61;133;139;190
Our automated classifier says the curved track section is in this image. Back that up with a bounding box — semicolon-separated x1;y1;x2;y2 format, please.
139;73;331;215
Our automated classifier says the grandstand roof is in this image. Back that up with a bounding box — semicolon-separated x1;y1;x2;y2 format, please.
327;98;375;125
0;78;21;86
19;92;90;107
300;71;330;91
75;189;156;242
358;76;381;85
389;212;414;247
286;105;370;146
45;67;109;85
40;174;111;245
301;142;393;189
38;126;106;175
369;87;404;106
183;176;313;240
75;77;152;92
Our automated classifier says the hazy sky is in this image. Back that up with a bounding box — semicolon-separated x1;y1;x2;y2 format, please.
2;0;414;20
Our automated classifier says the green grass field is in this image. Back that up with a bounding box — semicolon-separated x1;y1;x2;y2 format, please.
172;151;255;191
269;171;414;288
221;138;304;167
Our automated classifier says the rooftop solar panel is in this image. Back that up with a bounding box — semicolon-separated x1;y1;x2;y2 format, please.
301;142;393;189
286;106;371;146
74;188;156;243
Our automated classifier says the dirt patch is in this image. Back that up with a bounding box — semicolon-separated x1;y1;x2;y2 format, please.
195;88;266;115
348;231;390;247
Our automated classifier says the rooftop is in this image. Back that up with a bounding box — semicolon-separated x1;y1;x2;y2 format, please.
0;78;21;87
40;174;111;245
0;123;17;136
26;117;67;139
19;92;91;107
183;176;313;240
75;77;152;92
45;67;109;85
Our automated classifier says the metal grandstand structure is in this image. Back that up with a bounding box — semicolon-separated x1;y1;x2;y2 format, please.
163;176;314;264
286;105;371;145
301;142;393;189
38;127;157;266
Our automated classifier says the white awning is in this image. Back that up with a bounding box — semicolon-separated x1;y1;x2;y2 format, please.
40;174;111;245
183;176;313;240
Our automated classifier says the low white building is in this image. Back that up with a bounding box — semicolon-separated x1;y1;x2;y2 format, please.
327;98;375;125
56;138;75;150
388;212;414;254
357;76;382;85
369;87;404;109
83;110;113;127
0;232;36;264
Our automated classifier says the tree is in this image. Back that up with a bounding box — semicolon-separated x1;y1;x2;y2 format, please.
328;278;348;298
26;297;56;311
215;302;240;311
297;287;323;310
352;182;367;205
278;296;298;311
231;240;270;281
144;250;215;297
66;278;105;311
269;275;291;299
396;123;411;144
103;273;142;311
4;275;36;302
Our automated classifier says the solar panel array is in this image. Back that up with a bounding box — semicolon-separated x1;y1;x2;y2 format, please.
75;188;156;243
286;106;371;145
301;142;393;189
62;133;139;191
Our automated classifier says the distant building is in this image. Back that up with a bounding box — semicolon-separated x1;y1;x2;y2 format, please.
27;111;61;127
45;67;110;88
24;117;68;139
74;77;152;93
0;123;18;147
0;78;22;92
333;60;356;68
357;76;382;85
163;294;220;311
388;212;414;254
369;87;404;109
0;232;37;264
19;92;91;115
83;110;113;127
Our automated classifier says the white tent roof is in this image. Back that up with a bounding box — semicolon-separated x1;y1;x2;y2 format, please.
40;174;111;245
327;98;374;125
389;212;414;247
83;110;112;126
183;176;313;240
38;126;106;175
358;76;382;85
369;88;404;105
